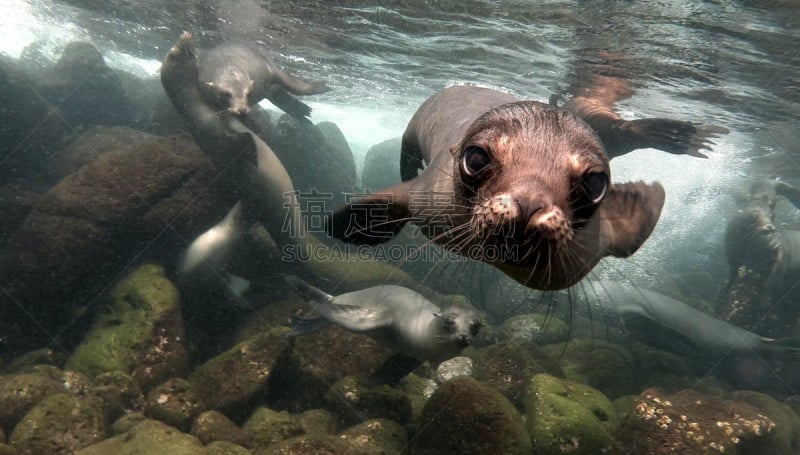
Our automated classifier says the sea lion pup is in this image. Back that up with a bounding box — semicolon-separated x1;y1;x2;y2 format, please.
198;41;330;119
327;85;666;291
554;52;728;159
284;275;482;364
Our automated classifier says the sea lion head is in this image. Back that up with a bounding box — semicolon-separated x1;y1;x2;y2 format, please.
725;202;780;267
433;301;483;349
204;66;255;116
451;101;612;288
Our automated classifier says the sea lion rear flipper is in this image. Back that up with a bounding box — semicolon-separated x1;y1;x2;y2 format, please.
774;181;800;210
265;85;313;119
621;118;729;158
600;181;666;257
327;181;413;245
284;275;335;304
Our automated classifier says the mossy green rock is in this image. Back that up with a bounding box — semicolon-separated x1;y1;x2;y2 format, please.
0;444;15;455
77;419;205;455
92;370;145;421
0;373;63;432
205;441;252;455
412;377;531;455
732;390;800;453
191;410;245;446
66;264;190;391
297;409;337;435
338;419;408;455
524;373;618;455
326;375;412;425
242;407;304;449
10;392;107;454
189;328;290;419
146;378;206;432
258;434;356;455
499;313;570;345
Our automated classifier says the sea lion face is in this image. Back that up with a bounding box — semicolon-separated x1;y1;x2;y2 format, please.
453;101;610;289
725;203;780;266
435;303;483;349
205;66;255;116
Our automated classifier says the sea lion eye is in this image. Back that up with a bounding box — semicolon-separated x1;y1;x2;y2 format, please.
580;172;609;204
462;146;491;177
469;321;482;336
443;317;455;332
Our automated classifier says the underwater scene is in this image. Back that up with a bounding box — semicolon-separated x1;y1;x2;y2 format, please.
1;0;800;453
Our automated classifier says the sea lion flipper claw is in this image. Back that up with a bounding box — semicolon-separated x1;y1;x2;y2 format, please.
601;181;666;257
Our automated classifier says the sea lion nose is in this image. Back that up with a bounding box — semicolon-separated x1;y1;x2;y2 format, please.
456;334;471;348
516;197;545;221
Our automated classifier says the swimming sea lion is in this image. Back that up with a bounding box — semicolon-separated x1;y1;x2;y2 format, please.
284;275;483;364
328;85;666;290
198;41;330;119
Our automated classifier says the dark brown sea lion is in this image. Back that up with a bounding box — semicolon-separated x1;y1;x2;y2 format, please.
328;85;666;291
198;41;330;119
554;52;729;159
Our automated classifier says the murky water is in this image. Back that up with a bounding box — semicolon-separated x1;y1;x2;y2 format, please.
2;0;800;453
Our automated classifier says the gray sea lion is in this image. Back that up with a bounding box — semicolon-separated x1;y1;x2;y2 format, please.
284;275;482;364
579;280;800;361
198;41;330;119
328;85;666;290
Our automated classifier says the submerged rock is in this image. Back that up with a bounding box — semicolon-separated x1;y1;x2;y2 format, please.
258;434;356;455
242;407;305;449
76;418;205;455
615;387;779;454
412;376;531;455
66;264;190;392
434;356;473;384
524;373;618;455
146;378;207;433
205;441;252;455
361;137;402;191
92;370;145;421
325;375;412;425
498;312;570;345
191;410;246;446
0;373;63;433
9;392;107;454
338;419;408;455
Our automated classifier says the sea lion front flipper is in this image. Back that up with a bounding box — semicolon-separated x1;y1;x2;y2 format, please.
619;119;729;158
272;67;331;95
774;181;800;210
265;85;313;119
327;181;413;245
600;181;666;257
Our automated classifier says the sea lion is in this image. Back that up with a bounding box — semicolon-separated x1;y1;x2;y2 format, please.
284;275;482;364
198;41;330;119
553;50;729;159
578;280;800;362
327;85;666;290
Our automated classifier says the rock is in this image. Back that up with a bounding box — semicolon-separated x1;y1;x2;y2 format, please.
191;410;246;446
338;419;408;455
66;264;190;392
326;375;412;426
76;418;205;455
257;434;356;455
270;325;393;411
0;186;40;246
37;42;132;128
297;409;337;435
146;378;207;432
524;373;618;455
0;373;63;432
732;390;800;453
0;444;15;455
9;392;107;454
189;329;290;419
498;313;569;345
399;373;438;420
412;376;531;455
361;137;401;191
468;338;564;409
0;348;66;373
205;441;252;455
0;132;232;359
434;356;473;384
92;371;145;421
242;407;305;449
615;387;778;454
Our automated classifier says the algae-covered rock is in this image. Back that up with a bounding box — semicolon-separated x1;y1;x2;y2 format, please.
434;356;473;384
66;264;190;391
0;348;67;373
297;409;337;435
191;410;246;446
524;373;618;455
10;392;107;454
205;441;252;455
499;312;569;345
189;329;290;419
732;390;800;453
242;407;304;449
146;378;207;432
0;444;15;455
76;418;205;455
399;373;438;420
615;387;778;454
257;434;356;455
469;338;564;409
0;373;63;432
338;419;408;455
326;376;412;426
92;370;145;421
412;376;531;455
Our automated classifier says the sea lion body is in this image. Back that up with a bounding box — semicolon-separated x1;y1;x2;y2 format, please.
285;275;482;363
329;85;666;290
198;42;329;118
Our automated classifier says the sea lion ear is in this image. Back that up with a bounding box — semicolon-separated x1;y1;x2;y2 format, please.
433;312;441;318
326;181;413;245
774;181;800;210
599;181;666;257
